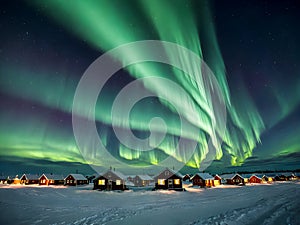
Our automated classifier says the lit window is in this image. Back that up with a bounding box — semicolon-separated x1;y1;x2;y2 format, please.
174;179;180;185
67;180;69;183
116;180;121;185
158;179;165;185
98;179;105;185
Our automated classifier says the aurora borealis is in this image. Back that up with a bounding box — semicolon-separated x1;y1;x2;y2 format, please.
0;1;299;174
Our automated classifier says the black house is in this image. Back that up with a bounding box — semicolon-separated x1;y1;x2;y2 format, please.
93;170;128;191
154;168;184;191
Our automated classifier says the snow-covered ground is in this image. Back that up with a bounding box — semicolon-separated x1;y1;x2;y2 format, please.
0;182;299;225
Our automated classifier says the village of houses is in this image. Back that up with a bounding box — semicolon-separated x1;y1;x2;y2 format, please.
1;168;299;191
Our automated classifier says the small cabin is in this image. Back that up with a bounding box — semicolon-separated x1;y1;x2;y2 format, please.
154;168;184;191
64;174;88;186
249;175;263;183
221;173;244;185
0;176;7;184
94;170;128;191
39;174;64;185
214;174;222;186
191;173;214;187
240;174;252;184
126;175;135;183
7;175;21;184
133;175;154;187
182;174;191;182
20;174;39;185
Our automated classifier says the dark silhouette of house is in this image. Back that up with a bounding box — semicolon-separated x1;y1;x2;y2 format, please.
183;174;191;182
64;174;88;186
93;170;128;191
153;168;184;191
221;173;244;185
20;174;39;185
191;173;214;187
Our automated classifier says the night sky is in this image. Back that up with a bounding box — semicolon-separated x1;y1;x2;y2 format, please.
0;0;299;175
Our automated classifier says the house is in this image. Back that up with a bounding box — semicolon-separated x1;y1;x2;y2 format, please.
64;174;88;186
249;174;263;183
0;175;7;184
214;174;222;186
191;173;214;187
221;173;244;185
183;174;191;182
20;174;39;185
133;175;154;187
153;168;184;191
7;175;21;184
39;174;64;185
274;173;288;181
126;175;135;183
86;175;96;183
240;174;252;184
93;170;128;191
294;173;300;180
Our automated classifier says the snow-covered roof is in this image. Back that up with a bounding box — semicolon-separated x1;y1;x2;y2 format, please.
221;173;243;179
281;172;293;177
112;171;127;180
96;170;127;180
136;175;153;180
191;173;214;180
21;174;40;180
250;174;263;179
41;174;64;180
66;174;87;181
240;174;252;179
125;181;134;186
154;168;184;179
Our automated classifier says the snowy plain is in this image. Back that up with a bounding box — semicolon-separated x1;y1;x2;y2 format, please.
0;182;299;225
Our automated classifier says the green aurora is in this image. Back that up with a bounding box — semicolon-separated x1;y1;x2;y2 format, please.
0;0;299;173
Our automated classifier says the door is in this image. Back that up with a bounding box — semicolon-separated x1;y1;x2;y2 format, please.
108;180;112;191
168;179;173;188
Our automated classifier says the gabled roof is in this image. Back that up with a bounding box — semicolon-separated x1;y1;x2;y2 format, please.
191;173;214;180
65;174;87;181
40;173;64;180
96;170;127;180
154;168;183;179
221;173;243;179
250;174;263;179
135;175;153;180
240;174;252;179
21;174;40;180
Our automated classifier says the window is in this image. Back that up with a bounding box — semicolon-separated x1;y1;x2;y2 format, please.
158;179;165;185
174;179;180;185
67;180;69;183
98;179;105;185
165;171;169;176
116;180;121;185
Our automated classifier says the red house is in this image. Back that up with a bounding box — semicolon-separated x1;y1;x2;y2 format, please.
191;173;214;187
39;174;64;185
249;175;263;183
20;174;39;185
